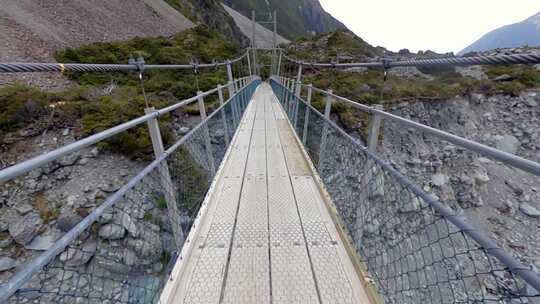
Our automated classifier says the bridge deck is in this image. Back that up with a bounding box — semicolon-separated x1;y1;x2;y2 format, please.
161;83;371;304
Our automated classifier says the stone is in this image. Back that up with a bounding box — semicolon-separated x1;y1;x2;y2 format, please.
98;209;114;224
431;173;448;187
66;195;79;207
524;98;538;107
505;180;524;196
78;158;90;166
365;219;381;234
9;213;43;245
59;240;97;266
178;127;190;135
98;182;120;193
56;213;83;232
14;203;34;215
58;153;80;167
473;171;490;185
115;213;138;237
25;179;39;191
457;67;487;81
470;93;485;104
496;135;519;154
89;147;100;158
25;234;57;251
124;249;138;266
519;203;540;218
0;237;13;249
0;210;18;232
358;84;371;92
62;128;70;136
494;74;513;82
98;224;125;240
127;234;162;259
477;157;492;164
0;257;16;272
399;196;422;213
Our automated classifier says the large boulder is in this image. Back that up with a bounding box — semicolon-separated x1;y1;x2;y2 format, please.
59;239;98;266
9;213;43;245
56;212;83;232
496;135;519;154
0;257;16;272
25;234;57;251
98;224;125;240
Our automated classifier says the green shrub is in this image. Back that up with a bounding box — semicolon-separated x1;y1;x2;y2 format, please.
485;65;540;95
80;87;174;159
0;83;88;136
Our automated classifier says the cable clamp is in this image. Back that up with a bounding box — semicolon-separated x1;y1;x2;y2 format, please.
191;59;199;74
381;58;392;81
129;57;145;80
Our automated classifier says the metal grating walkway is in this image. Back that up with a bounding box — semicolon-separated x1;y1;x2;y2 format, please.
160;83;372;304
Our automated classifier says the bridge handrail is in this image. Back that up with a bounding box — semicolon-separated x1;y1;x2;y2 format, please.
279;77;540;177
270;76;540;294
280;50;540;68
0;76;252;183
0;51;248;73
0;77;261;302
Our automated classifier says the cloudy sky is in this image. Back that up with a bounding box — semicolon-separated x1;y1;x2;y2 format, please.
319;0;540;54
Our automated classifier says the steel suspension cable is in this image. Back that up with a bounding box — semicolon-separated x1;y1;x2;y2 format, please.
0;51;249;74
281;50;540;69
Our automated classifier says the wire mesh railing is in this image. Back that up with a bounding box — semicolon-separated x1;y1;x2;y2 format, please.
270;78;540;303
0;77;261;303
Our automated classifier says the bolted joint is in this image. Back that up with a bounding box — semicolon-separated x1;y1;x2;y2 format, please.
381;58;393;81
381;58;393;70
129;57;145;75
191;59;199;74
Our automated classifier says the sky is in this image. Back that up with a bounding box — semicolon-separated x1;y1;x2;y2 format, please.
319;0;540;54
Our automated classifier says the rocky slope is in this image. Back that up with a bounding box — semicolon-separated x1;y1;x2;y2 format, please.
223;0;347;39
0;0;195;90
0;0;195;62
286;30;540;284
222;3;289;48
380;90;540;269
460;11;540;55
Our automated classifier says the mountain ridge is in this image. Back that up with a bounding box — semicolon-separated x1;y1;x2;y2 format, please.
459;11;540;55
223;0;347;39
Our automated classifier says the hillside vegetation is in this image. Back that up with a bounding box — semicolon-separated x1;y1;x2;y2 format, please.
284;30;540;134
1;26;242;158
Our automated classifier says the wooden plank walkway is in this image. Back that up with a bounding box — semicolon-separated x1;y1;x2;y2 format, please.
160;83;372;304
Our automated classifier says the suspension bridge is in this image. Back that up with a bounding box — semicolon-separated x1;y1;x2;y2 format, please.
1;14;540;304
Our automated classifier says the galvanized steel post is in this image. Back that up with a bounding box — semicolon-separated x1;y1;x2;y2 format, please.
226;61;238;126
197;92;216;174
302;84;313;144
217;84;230;146
367;104;384;152
319;90;333;167
277;49;282;77
247;49;252;76
144;107;184;248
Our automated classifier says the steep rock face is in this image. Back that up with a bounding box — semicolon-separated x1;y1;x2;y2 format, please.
460;11;540;55
167;0;250;46
223;0;346;39
222;4;289;48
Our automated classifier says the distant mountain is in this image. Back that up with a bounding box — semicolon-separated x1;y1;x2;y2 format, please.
459;11;540;55
222;0;347;39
